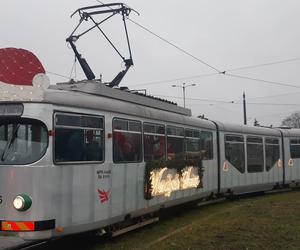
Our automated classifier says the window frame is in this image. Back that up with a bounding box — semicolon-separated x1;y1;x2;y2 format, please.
53;111;105;165
200;130;214;160
246;136;264;173
265;137;280;171
185;128;201;160
224;134;245;173
0;118;49;165
143;122;166;161
166;125;185;160
290;138;300;159
113;117;143;164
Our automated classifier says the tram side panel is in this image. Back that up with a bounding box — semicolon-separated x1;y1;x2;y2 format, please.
219;130;283;194
282;131;300;185
110;117;219;217
199;131;219;195
219;132;247;193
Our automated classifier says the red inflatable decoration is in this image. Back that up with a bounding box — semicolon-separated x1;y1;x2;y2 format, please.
0;48;45;86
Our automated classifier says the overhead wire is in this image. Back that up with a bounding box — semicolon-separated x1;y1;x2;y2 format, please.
186;101;300;107
225;57;300;72
153;93;300;107
96;0;222;74
223;73;300;89
127;19;222;73
95;0;300;96
246;91;300;100
46;71;71;80
128;72;218;87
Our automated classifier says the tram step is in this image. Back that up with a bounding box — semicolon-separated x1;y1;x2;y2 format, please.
111;217;159;237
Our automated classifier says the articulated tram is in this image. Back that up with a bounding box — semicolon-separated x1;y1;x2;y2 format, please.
2;3;300;241
0;48;300;240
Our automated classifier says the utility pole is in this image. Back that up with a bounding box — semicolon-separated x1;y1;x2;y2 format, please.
172;83;196;108
243;92;247;125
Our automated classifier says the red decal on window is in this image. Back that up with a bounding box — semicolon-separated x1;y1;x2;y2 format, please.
98;189;110;203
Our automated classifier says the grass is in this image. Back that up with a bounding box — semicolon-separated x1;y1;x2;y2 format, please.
91;191;300;250
42;191;300;250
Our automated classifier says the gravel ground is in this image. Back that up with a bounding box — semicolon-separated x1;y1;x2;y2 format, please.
0;236;25;250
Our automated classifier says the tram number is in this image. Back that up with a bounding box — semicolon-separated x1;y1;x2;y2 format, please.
0;195;2;204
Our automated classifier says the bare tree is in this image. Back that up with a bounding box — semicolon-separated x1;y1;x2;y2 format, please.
281;112;300;128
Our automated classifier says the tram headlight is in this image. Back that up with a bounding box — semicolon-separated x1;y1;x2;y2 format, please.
13;194;32;211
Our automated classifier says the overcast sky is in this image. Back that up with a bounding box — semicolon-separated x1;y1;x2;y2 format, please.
1;0;300;126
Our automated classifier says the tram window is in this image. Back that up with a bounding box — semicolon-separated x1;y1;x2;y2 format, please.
56;114;103;129
167;126;184;137
54;113;104;163
167;126;184;160
185;129;201;160
225;135;245;173
113;118;142;163
200;131;213;160
0;119;48;165
290;139;300;158
144;123;166;161
247;136;264;173
265;138;280;171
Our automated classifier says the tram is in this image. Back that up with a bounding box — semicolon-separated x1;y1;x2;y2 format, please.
1;3;300;240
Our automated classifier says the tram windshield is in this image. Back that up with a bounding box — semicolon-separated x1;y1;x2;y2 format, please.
0;119;48;165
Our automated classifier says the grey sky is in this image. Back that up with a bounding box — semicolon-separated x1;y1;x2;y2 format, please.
1;0;300;126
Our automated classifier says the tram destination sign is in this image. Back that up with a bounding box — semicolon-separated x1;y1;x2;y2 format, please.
0;104;24;116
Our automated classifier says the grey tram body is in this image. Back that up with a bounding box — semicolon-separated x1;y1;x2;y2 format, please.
0;81;299;240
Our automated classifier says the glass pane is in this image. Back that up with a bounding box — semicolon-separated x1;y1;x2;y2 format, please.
113;119;128;131
56;115;81;127
247;143;264;172
247;137;263;143
156;125;165;135
143;123;155;134
0;120;48;165
167;126;184;136
56;114;103;129
290;139;300;145
185;129;193;138
167;137;184;160
193;130;200;138
129;121;141;132
144;135;166;161
290;144;300;158
265;138;279;145
266;144;280;171
84;130;104;161
185;138;201;160
55;128;103;162
225;135;243;142
82;116;103;129
113;131;142;163
225;142;245;173
200;131;213;160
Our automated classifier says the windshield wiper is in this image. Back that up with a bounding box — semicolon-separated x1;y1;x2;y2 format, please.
1;124;20;161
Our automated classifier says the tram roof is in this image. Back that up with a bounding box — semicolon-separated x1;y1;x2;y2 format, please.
42;85;215;130
216;121;281;137
48;81;191;117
